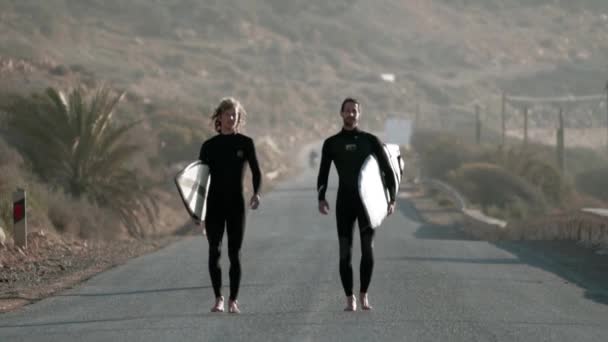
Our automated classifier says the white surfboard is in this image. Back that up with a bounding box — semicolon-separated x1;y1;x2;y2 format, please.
175;160;210;222
358;144;404;228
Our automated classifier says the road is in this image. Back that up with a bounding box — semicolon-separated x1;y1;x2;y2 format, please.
1;149;608;341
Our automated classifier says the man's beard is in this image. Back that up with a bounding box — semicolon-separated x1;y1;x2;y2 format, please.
343;117;357;128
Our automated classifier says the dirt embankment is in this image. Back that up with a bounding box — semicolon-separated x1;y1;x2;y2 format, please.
0;229;183;313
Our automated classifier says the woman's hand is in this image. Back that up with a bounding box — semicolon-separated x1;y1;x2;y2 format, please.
318;199;330;215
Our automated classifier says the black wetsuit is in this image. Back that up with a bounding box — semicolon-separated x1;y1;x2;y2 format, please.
199;133;261;301
317;128;395;296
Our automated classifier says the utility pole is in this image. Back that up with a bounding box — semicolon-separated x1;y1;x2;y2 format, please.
475;104;481;144
523;106;528;146
501;92;506;147
605;81;608;153
415;102;420;128
557;107;565;172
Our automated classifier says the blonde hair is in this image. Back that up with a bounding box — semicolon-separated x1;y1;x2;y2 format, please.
211;97;247;133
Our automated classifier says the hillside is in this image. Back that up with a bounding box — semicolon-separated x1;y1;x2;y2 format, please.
2;0;608;135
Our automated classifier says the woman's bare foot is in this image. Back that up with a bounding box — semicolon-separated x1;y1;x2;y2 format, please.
344;295;357;311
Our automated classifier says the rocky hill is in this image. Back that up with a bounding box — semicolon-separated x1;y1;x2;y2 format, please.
2;1;608;133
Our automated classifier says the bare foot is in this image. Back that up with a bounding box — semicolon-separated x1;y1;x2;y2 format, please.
344;295;357;311
211;296;224;312
360;293;373;311
228;300;240;314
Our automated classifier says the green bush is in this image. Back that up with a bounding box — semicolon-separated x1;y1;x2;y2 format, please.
448;162;547;219
482;146;571;205
575;168;608;202
412;130;587;216
565;147;608;176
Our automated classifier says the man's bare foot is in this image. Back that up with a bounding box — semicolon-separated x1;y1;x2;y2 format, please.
360;292;372;310
211;296;224;312
228;299;240;314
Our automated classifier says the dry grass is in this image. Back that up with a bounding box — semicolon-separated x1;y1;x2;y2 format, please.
505;210;608;248
47;192;121;240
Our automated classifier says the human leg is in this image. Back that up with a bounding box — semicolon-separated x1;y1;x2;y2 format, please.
358;201;375;310
226;199;245;301
226;198;246;312
336;193;358;310
206;213;226;311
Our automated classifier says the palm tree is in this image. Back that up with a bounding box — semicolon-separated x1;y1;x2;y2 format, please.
5;86;157;238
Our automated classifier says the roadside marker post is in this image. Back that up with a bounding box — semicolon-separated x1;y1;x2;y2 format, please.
13;188;26;249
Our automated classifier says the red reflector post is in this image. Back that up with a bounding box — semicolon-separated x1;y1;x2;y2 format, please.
13;188;27;248
13;201;24;222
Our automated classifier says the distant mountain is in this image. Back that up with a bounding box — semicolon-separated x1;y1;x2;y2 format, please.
1;0;608;131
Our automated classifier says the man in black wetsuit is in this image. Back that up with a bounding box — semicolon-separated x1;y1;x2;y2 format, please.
317;97;396;311
198;97;262;314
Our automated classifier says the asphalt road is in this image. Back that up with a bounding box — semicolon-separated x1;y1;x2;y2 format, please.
1;155;608;341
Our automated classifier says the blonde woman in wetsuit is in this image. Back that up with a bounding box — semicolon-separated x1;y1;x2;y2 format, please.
198;97;262;314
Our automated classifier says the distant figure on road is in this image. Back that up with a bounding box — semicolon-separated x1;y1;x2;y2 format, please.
197;97;262;314
316;97;396;311
309;149;318;168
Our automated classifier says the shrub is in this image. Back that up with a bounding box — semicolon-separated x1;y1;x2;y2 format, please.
483;146;571;205
575;167;608;202
448;162;547;220
48;191;119;240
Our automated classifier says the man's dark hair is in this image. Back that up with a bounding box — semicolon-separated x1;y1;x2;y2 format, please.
340;97;360;113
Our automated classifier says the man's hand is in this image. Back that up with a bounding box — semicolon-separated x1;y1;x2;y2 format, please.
193;219;207;237
318;199;330;215
387;201;396;216
250;193;260;209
